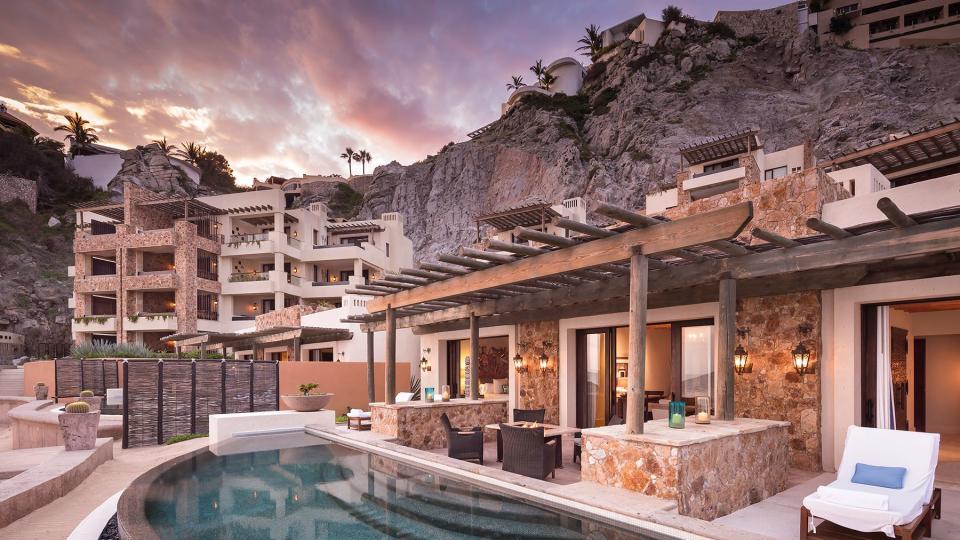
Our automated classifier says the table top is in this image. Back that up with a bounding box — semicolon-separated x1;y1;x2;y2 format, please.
484;422;579;437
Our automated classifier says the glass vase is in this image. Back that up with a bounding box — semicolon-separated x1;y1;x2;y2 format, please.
668;401;686;429
424;387;435;402
695;396;711;424
441;385;451;402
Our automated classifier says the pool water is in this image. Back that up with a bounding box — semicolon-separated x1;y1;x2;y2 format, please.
140;440;672;539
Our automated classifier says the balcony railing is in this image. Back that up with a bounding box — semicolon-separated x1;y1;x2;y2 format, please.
693;163;740;178
287;236;301;248
287;275;302;286
312;281;344;286
198;269;218;281
229;271;269;282
197;310;218;321
232;315;255;321
226;233;269;245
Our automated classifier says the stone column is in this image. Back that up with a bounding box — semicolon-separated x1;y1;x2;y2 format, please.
354;259;364;282
626;249;648;435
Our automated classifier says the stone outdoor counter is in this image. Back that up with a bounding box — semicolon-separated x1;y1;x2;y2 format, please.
371;396;508;450
580;418;789;520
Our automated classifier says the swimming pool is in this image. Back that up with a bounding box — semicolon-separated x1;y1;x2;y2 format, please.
117;435;678;539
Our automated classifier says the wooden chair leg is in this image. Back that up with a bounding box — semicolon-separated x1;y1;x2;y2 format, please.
800;506;810;540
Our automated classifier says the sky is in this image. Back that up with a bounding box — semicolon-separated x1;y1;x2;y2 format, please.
0;0;775;185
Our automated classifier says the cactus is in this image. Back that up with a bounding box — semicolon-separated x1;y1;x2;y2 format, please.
65;401;90;413
80;390;94;397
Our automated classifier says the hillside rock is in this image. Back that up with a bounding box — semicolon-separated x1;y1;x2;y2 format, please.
106;143;198;199
356;24;960;260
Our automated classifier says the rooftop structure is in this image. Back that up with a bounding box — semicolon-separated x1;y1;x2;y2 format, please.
810;0;960;49
0;103;38;139
500;57;586;116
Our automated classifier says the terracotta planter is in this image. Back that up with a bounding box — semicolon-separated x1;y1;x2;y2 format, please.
80;396;103;412
34;385;48;400
281;393;333;412
58;411;101;451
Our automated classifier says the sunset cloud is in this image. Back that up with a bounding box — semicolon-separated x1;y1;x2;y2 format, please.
0;0;773;184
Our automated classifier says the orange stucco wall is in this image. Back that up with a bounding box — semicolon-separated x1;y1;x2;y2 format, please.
278;361;411;415
22;360;55;397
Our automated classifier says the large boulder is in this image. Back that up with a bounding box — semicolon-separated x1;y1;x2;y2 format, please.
106;143;196;199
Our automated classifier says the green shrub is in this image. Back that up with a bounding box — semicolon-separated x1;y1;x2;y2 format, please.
299;383;319;396
71;342;155;359
830;15;853;35
583;61;607;85
517;92;591;128
662;5;683;24
65;401;90;413
164;433;207;445
591;87;619;116
80;390;94;397
705;21;736;40
335;415;348;424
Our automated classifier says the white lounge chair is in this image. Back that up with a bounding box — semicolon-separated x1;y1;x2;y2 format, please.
395;392;415;403
801;425;942;539
346;408;371;431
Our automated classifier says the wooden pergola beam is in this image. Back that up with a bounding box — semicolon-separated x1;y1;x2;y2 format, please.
805;217;853;240
365;203;753;312
751;228;801;248
513;227;578;247
877;197;917;228
438;254;495;270
552;217;615;238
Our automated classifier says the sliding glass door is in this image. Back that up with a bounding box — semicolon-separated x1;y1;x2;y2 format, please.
576;328;616;429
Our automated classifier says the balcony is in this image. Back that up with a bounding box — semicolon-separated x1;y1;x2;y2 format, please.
222;270;277;295
74;275;120;294
222;232;274;256
124;272;177;291
125;313;178;332
822;173;960;229
683;166;746;199
71;315;116;333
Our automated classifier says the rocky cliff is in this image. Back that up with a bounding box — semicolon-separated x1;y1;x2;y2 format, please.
355;21;960;260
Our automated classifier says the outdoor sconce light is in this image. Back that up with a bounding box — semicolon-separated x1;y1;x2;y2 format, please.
792;323;814;376
734;327;751;375
539;353;549;373
251;304;258;312
420;348;431;372
337;352;344;362
513;352;525;373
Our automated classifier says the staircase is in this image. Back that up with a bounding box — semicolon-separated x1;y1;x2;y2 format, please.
0;367;25;396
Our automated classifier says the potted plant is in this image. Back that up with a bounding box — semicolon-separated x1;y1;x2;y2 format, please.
281;383;333;412
79;389;103;412
58;401;100;451
34;382;48;400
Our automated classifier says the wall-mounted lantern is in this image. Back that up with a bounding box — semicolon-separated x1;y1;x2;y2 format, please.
539;353;549;373
420;348;432;372
513;352;525;373
734;327;751;374
337;351;345;362
792;323;814;376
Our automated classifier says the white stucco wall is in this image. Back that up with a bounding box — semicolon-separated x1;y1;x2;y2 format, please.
822;173;960;228
545;57;584;96
300;307;418;364
826;163;889;197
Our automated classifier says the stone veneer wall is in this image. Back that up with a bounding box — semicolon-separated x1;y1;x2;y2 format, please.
736;292;822;470
0;175;37;213
371;401;508;450
581;424;789;520
714;2;799;38
515;320;560;424
254;303;326;330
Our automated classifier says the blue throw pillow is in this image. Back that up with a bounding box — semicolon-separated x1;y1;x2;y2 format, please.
851;463;907;489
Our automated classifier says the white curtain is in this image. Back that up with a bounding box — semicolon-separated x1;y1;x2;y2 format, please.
875;306;896;430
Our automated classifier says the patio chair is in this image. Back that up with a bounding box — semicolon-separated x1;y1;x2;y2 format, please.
346;408;371;431
500;423;556;480
801;426;942;539
513;408;545;423
439;413;483;463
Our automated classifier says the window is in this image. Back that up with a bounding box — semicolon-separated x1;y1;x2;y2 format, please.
703;158;739;174
261;298;275;313
339;270;354;282
869;17;899;34
308;348;334;362
385;242;390;257
791;166;802;173
312;229;319;245
681;326;714;404
862;0;921;16
339;235;368;246
904;7;942;26
834;3;859;16
849;179;857;196
764;166;788;180
270;352;283;362
950;2;960;17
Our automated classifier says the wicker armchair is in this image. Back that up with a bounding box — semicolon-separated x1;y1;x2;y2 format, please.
440;413;484;463
500;423;556;480
513;408;545;423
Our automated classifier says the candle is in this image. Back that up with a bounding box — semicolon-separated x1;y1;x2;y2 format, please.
697;412;710;423
671;413;684;426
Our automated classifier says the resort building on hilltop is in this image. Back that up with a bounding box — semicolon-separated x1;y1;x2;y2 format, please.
600;13;666;48
809;0;960;49
69;184;417;362
344;119;960;517
0;102;38;139
499;57;586;116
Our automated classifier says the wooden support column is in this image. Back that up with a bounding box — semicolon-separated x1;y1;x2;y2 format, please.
175;345;181;360
717;277;736;421
252;343;259;362
292;337;301;362
199;343;206;360
469;312;480;400
385;305;396;405
626;248;648;435
366;330;376;404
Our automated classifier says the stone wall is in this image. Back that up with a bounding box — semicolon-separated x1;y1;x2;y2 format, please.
254;303;327;331
0;175;37;213
515;320;560;424
371;400;508;450
714;2;799;38
736;292;822;470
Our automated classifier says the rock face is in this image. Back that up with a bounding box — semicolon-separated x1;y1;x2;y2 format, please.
106;143;197;199
351;24;960;261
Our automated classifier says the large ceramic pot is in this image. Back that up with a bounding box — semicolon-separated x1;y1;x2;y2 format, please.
34;384;48;400
80;396;103;412
281;393;333;412
58;411;101;451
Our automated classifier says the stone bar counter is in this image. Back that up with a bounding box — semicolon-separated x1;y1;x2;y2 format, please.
370;396;508;450
580;418;789;520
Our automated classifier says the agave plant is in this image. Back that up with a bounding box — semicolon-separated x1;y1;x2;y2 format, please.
409;373;421;401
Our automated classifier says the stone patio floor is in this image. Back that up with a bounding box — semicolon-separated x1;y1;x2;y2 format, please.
715;472;960;539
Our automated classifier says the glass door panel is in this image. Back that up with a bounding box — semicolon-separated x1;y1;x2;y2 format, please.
681;325;714;404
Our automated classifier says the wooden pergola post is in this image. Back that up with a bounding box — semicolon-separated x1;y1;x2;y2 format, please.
291;337;301;362
626;248;648;434
716;277;736;421
469;312;480;399
199;343;206;360
366;330;375;404
252;343;259;362
385;305;396;405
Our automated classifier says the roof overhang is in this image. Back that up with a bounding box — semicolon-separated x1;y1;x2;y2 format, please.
680;128;761;165
163;326;352;348
821;119;960;176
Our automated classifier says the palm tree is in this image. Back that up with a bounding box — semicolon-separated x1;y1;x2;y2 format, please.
175;141;207;165
505;75;525;91
576;24;603;58
54;112;99;156
529;59;547;83
152;137;175;156
539;72;558;91
340;147;355;176
354;150;372;174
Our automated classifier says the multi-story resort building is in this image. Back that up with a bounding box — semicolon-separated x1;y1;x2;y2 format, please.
810;0;960;48
69;184;415;361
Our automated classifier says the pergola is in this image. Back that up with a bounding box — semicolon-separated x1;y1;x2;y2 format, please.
163;326;353;361
821;118;960;177
680;128;762;166
348;197;960;434
75;193;225;223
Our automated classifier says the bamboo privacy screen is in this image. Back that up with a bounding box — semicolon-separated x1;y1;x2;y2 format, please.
54;358;121;397
123;359;279;448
